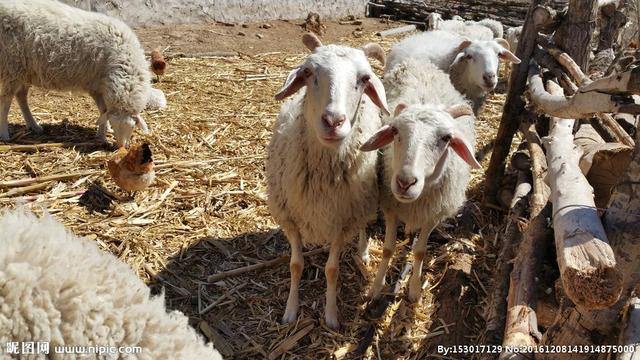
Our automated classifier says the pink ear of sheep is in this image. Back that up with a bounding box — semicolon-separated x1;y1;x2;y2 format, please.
362;43;386;66
302;33;323;51
360;124;397;152
495;38;510;51
449;134;482;169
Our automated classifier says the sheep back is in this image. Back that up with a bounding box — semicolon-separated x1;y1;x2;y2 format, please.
0;0;150;114
0;209;222;360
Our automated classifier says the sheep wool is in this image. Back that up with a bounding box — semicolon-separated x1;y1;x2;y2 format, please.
0;209;222;360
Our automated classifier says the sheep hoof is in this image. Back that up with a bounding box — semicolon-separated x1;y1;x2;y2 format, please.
325;313;340;331
281;309;298;325
30;124;44;134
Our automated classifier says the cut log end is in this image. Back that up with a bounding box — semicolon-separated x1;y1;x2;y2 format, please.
563;267;623;309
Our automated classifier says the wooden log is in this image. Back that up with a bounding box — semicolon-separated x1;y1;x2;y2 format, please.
553;0;599;71
618;297;640;360
482;166;532;352
539;125;640;359
528;60;640;118
574;123;633;208
500;121;551;359
375;24;416;37
484;0;545;206
542;80;622;310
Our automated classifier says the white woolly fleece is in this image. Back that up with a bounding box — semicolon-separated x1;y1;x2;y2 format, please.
0;209;222;360
0;0;152;115
381;60;476;230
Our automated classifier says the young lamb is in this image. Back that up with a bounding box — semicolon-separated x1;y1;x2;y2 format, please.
386;30;520;114
0;208;222;360
360;59;481;302
267;33;389;329
0;0;164;147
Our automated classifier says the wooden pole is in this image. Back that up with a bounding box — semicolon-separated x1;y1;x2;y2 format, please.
484;0;545;206
553;0;599;71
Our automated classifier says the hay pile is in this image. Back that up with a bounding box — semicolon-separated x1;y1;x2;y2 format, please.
0;32;507;359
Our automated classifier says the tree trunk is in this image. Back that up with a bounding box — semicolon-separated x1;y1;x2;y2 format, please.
553;0;599;71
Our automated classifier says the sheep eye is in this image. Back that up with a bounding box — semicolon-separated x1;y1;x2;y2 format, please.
465;54;473;60
441;134;452;142
359;74;371;86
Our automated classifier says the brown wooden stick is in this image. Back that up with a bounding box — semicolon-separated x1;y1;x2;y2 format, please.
0;142;99;152
268;323;315;360
0;170;97;189
207;247;326;283
484;0;545;206
0;182;51;198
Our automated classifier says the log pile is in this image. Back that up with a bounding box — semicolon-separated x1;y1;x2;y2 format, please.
476;0;640;359
368;0;568;27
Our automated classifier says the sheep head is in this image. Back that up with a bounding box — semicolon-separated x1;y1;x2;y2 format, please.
361;103;480;203
275;34;390;148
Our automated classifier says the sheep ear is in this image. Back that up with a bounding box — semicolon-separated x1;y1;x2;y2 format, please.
134;114;150;134
364;75;391;116
362;43;386;66
449;132;481;169
360;125;396;152
455;40;473;53
446;103;474;118
499;49;521;64
275;67;309;100
302;33;323;51
495;38;510;51
394;103;407;117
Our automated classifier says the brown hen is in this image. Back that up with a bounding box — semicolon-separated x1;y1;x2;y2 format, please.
150;48;166;82
107;143;155;193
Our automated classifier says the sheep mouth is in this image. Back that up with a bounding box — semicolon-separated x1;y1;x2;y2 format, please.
393;192;419;203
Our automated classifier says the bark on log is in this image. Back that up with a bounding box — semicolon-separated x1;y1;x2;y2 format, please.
500;122;551;359
482;167;532;353
574;124;633;208
539;125;640;359
542;80;622;310
618;297;640;360
485;0;545;206
528;60;640;119
553;0;599;71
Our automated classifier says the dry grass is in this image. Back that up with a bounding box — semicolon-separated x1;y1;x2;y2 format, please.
0;32;508;359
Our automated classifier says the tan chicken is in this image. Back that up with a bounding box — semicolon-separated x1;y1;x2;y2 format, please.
150;48;166;82
107;143;155;194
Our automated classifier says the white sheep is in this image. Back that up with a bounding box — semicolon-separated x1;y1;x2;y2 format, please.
0;208;223;360
360;59;481;302
386;30;520;114
505;26;523;56
426;12;443;31
0;0;165;147
266;33;389;330
469;18;505;39
436;19;495;41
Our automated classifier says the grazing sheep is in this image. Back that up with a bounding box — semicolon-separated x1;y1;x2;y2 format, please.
360;59;481;302
386;30;520;114
0;0;163;147
0;208;223;360
267;33;389;329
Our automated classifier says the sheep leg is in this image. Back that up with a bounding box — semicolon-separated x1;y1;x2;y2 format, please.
282;229;304;324
357;228;370;264
367;214;398;300
91;93;111;138
15;86;43;134
407;223;436;303
0;95;12;141
324;239;343;330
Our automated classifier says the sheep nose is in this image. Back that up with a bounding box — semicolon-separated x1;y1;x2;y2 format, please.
321;113;346;129
396;176;417;192
483;73;497;87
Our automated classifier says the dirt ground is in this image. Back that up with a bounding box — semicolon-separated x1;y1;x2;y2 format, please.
0;17;509;359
